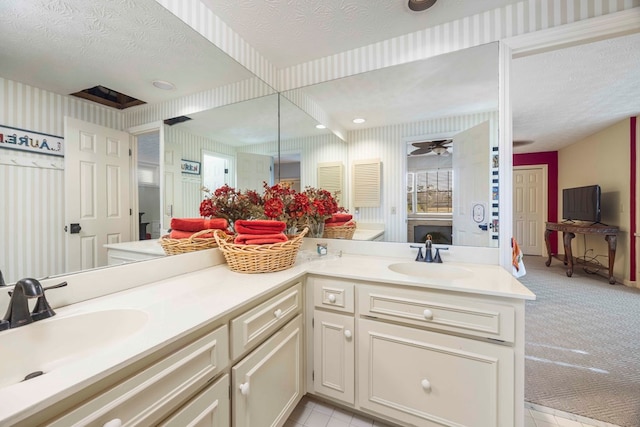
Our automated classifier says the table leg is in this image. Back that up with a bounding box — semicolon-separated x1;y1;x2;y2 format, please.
563;232;575;277
605;234;617;284
544;229;553;267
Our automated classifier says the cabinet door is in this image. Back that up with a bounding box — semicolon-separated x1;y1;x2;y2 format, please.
232;315;303;427
358;319;514;427
159;374;229;427
313;310;355;404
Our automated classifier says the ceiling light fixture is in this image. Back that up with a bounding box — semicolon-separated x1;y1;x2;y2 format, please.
432;146;448;155
316;124;326;129
352;118;366;124
408;0;437;12
152;80;175;90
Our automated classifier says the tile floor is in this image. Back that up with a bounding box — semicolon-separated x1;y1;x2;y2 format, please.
285;396;622;427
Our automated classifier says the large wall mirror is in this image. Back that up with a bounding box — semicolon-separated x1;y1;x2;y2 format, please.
0;0;278;284
1;0;499;285
276;42;500;246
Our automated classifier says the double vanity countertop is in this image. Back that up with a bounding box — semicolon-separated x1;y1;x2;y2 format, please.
0;250;534;425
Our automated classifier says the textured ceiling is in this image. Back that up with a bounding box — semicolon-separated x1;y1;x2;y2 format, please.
200;0;518;68
512;32;640;153
0;0;254;104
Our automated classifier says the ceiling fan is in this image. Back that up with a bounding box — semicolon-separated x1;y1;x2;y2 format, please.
409;139;452;156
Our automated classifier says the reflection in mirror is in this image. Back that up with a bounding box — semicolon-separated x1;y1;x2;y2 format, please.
274;42;500;245
0;0;276;284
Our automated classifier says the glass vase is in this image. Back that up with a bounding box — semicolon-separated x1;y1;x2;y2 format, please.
308;221;325;238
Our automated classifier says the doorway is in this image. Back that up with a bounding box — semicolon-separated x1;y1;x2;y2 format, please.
136;131;161;240
513;166;547;256
203;151;234;191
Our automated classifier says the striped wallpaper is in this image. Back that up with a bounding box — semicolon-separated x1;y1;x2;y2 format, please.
0;78;123;283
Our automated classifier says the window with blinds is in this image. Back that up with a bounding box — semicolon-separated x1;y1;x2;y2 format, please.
407;169;453;214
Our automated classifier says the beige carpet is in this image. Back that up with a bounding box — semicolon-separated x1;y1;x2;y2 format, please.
519;255;640;427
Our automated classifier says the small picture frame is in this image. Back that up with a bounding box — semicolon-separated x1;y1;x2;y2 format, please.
181;159;201;175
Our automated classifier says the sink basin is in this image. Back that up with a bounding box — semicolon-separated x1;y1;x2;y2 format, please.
388;262;473;280
0;309;148;388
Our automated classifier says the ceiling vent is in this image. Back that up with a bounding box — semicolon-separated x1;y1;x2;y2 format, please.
70;85;146;110
163;116;192;126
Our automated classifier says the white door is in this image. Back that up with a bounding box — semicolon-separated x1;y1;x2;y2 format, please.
452;121;491;246
64;117;131;273
163;139;183;231
513;167;546;255
237;152;273;191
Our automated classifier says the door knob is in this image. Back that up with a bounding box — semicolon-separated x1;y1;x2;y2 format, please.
274;309;283;318
328;294;336;303
344;329;352;339
69;223;82;234
103;419;122;427
239;382;250;396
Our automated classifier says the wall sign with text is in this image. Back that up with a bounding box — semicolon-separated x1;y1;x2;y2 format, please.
181;159;201;175
0;124;64;157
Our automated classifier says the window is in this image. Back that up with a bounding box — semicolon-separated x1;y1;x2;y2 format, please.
407;169;453;214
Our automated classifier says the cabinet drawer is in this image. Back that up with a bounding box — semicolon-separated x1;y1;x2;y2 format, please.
358;319;514;427
311;277;355;313
231;282;302;359
359;284;515;342
159;374;229;427
48;325;229;427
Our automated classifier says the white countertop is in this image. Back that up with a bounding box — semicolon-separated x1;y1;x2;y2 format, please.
0;252;533;425
104;239;166;256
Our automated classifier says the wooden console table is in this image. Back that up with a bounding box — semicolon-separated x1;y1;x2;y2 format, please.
544;222;619;284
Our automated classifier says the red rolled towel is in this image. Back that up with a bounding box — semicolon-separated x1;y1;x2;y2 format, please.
233;233;288;245
169;229;214;239
170;217;228;232
235;219;286;235
325;213;353;223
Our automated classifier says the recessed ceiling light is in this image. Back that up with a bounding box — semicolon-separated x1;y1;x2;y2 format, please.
408;0;437;12
316;124;326;129
352;118;366;124
152;80;175;90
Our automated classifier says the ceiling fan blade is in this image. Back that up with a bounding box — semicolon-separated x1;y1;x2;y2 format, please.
410;147;432;155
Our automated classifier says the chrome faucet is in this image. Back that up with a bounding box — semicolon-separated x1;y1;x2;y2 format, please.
2;278;67;329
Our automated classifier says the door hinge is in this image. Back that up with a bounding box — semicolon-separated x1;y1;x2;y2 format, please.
312;317;314;328
229;384;231;399
129;148;132;156
312;370;314;381
130;208;132;215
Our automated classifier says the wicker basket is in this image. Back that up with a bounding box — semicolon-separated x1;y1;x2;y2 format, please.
214;228;308;273
322;221;356;240
159;229;222;255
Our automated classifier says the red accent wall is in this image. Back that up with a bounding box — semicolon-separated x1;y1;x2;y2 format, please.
513;151;559;254
630;117;637;282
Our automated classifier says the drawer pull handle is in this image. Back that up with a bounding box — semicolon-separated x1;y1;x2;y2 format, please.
344;329;352;339
103;419;123;427
421;379;432;392
327;294;337;303
423;309;434;320
274;309;283;318
239;382;250;396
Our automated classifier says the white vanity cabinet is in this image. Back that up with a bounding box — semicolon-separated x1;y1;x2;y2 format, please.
232;314;304;427
230;281;304;427
45;324;230;427
309;278;356;404
307;276;525;427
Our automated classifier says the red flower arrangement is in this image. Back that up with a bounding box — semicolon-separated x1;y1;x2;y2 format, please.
199;185;263;228
200;183;343;236
262;182;310;230
303;186;340;225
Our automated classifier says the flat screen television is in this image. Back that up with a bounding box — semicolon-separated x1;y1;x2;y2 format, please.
562;185;601;223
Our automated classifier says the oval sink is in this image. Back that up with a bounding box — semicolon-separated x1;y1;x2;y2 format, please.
388;262;473;280
0;308;148;388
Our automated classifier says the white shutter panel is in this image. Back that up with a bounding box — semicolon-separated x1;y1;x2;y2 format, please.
318;162;344;204
352;159;381;207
